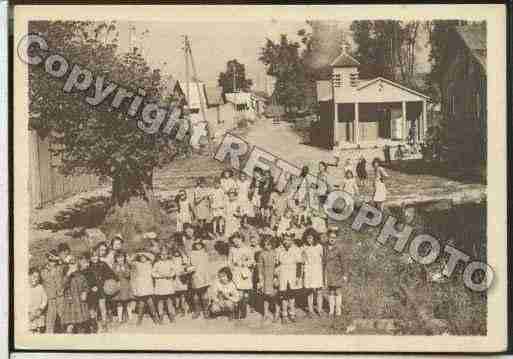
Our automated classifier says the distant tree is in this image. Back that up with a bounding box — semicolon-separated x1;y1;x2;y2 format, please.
218;59;253;94
28;21;175;239
351;20;423;85
259;34;308;113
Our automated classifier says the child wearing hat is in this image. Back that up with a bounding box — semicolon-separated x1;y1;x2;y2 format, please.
40;248;68;333
111;251;133;324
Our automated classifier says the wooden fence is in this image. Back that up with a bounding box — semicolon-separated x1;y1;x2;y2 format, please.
29;131;102;208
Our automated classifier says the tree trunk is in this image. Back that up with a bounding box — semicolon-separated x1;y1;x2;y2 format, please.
102;168;163;245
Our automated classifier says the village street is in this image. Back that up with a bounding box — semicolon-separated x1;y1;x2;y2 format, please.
239;118;486;207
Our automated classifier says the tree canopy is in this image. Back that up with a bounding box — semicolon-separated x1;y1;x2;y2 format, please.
28;21;176;208
217;59;253;95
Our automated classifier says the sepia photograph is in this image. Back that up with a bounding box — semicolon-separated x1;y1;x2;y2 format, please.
12;4;507;352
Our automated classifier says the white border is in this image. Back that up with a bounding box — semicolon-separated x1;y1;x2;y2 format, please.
12;4;508;352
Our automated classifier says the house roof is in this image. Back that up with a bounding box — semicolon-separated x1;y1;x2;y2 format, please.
455;25;486;70
315;76;430;102
176;80;207;109
205;86;224;106
357;77;431;100
330;52;360;68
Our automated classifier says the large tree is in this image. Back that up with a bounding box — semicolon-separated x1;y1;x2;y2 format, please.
217;59;253;94
424;20;468;102
29;21;175;239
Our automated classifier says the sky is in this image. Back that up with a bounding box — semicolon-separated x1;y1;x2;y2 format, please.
116;20;307;91
115;20;430;91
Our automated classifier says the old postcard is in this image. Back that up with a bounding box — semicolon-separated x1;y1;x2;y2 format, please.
12;4;507;352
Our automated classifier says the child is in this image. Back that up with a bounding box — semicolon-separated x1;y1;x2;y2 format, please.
181;224;200;254
152;246;176;323
257;236;279;322
77;253;99;333
247;231;261;313
276;234;303;323
372;157;388;211
131;251;161;325
29;267;48;333
209;267;241;319
193;177;211;233
220;169;237;194
62;255;90;333
225;188;241;238
277;209;294;238
343;158;354;177
301;228;324;317
176;189;193;233
170;246;190;317
111;251;133;324
210;177;226;236
342;170;359;197
324;230;351;318
237;172;254;220
228;233;253;319
188;241;211;319
310;210;328;243
356;156;368;188
40;249;68;333
89;247;117;332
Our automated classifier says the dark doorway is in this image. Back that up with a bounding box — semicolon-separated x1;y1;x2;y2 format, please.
379;108;392;139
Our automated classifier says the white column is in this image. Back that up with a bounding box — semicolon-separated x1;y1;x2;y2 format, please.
354;102;359;144
402;101;407;141
333;101;338;147
422;100;427;142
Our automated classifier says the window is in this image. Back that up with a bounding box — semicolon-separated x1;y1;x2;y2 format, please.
350;73;358;87
332;73;342;88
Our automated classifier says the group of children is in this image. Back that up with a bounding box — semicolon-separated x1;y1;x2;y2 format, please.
29;156;388;333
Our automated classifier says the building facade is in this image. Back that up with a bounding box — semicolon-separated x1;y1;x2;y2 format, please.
441;25;487;166
313;50;430;150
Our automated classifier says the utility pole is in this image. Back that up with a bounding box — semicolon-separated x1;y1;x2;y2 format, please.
183;35;190;108
232;62;237;93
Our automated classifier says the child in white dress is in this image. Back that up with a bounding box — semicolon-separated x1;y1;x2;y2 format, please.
29;268;48;333
372;158;388;211
228;233;253;319
237;172;254;219
224;189;241;239
152;246;176;323
220;169;237;195
301;228;324;317
176;189;192;233
210;178;226;236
